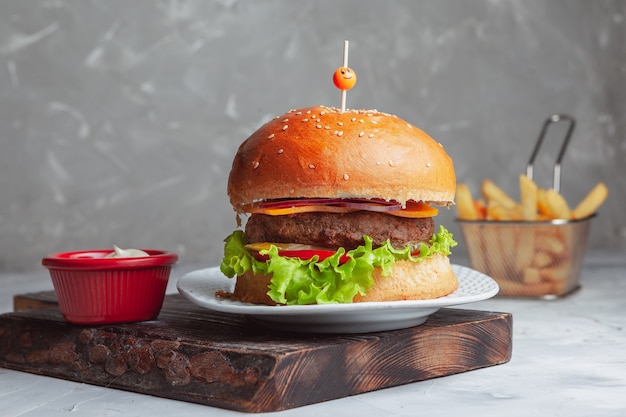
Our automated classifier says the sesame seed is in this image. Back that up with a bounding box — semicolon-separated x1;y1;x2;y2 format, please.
337;122;344;126
283;118;289;122
295;112;302;115
306;110;311;114
359;119;364;123
359;132;365;137
388;160;394;167
316;124;322;129
253;161;259;169
426;162;432;167
407;123;413;129
371;120;378;125
282;125;288;131
367;113;373;117
343;173;349;180
309;164;315;169
351;117;357;122
311;115;317;119
376;161;381;165
337;131;344;137
302;118;309;122
267;133;275;139
277;149;284;154
369;133;374;138
325;126;331;130
333;130;339;135
320;111;327;116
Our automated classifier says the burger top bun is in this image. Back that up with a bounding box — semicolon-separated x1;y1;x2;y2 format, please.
228;105;456;210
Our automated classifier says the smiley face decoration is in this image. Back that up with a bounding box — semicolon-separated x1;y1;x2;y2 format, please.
333;40;357;113
333;66;356;91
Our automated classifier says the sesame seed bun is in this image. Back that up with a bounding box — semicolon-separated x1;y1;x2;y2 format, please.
227;105;456;210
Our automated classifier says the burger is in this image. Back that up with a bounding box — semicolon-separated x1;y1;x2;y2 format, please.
219;105;457;305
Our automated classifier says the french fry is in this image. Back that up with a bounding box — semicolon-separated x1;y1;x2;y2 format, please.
537;188;551;217
572;182;608;219
532;251;553;268
486;203;504;221
474;199;487;220
539;261;573;282
523;268;541;284
482;226;509;282
536;235;566;256
481;179;517;209
456;184;479;220
515;228;535;272
545;188;571;219
519;174;538;221
487;202;520;221
498;228;518;279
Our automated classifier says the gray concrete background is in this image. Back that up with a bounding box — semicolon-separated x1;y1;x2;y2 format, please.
1;0;624;272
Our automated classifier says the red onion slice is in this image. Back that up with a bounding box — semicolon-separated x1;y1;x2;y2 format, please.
256;198;402;212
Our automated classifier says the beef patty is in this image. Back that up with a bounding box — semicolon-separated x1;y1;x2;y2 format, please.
244;211;435;251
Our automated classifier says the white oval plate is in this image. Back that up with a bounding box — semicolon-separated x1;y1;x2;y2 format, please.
176;265;499;334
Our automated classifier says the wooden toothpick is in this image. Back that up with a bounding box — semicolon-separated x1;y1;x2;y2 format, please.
332;40;357;113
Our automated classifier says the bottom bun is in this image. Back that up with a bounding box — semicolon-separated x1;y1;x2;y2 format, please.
232;253;458;305
352;253;458;302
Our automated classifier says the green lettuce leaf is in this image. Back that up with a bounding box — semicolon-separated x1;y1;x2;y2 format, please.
219;225;457;305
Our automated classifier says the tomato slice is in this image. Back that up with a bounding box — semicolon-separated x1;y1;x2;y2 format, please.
245;242;350;264
246;242;423;263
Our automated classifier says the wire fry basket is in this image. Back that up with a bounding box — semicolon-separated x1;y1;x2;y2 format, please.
457;114;594;299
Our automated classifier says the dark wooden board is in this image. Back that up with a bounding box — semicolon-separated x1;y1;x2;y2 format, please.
0;292;512;412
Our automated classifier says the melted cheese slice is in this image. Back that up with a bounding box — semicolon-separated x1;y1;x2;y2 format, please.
243;200;438;218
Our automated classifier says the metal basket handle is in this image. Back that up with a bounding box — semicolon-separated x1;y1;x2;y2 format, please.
525;114;576;193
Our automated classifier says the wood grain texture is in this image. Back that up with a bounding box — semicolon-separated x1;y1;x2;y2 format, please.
0;292;512;412
13;291;58;312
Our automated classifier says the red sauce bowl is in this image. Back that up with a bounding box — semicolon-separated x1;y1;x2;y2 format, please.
42;249;178;324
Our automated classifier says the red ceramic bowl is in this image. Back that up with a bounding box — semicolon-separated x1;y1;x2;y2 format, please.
42;249;178;324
